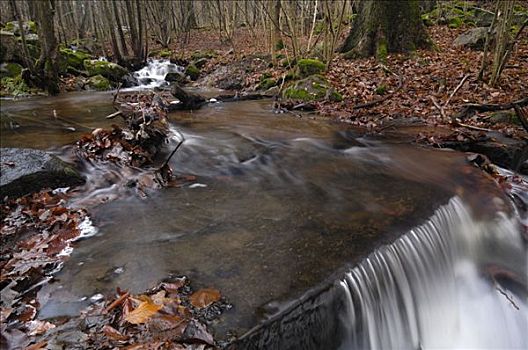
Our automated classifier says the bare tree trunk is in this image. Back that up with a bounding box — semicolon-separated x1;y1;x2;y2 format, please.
113;0;129;56
9;0;34;71
103;0;122;62
34;0;60;95
339;0;430;59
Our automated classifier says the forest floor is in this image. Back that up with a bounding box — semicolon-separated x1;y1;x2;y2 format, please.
170;23;528;173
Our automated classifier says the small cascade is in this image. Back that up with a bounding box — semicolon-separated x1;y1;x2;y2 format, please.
133;59;184;89
338;197;527;349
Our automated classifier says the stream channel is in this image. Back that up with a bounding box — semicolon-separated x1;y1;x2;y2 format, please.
1;81;527;349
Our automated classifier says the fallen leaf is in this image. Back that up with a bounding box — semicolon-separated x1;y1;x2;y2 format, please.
102;325;128;341
124;300;162;324
189;288;221;308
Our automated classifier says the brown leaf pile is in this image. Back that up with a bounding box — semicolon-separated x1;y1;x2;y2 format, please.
1;190;89;346
77;92;171;168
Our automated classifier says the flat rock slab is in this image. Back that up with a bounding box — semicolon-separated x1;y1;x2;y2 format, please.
0;148;85;200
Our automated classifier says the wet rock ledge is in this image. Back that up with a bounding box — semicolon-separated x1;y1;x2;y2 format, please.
0;148;85;200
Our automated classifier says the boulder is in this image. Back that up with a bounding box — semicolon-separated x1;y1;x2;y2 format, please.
297;58;326;78
121;73;139;88
453;27;489;49
60;48;92;70
86;75;111;91
83;59;128;82
193;57;208;69
0;148;85;200
283;75;342;102
0;31;18;63
170;84;206;110
184;64;200;81
0;63;23;78
165;71;187;84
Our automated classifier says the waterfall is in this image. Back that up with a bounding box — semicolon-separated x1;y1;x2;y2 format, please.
338;197;527;350
132;59;184;89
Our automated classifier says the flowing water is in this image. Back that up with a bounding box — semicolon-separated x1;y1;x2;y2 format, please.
131;59;184;89
1;91;526;349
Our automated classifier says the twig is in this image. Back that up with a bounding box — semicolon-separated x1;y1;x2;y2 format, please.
455;96;528;120
103;292;129;314
495;283;520;310
444;74;470;108
430;96;447;120
105;111;123;119
457;122;493;132
159;129;186;171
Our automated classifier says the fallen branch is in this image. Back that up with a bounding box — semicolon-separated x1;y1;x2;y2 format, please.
457;122;493;132
454;96;528;120
105;110;123;119
444;74;470;108
103;292;130;314
430;96;447;120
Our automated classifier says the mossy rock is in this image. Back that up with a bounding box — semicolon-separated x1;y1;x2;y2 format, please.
185;64;200;81
191;50;217;60
0;76;31;96
297;58;326;78
3;21;37;35
86;74;111;91
149;49;172;58
448;17;464;28
283;75;342;102
83;59;128;82
193;57;208;69
0;63;23;78
257;78;277;90
60;48;91;70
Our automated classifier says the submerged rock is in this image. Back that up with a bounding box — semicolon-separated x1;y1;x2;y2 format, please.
0;148;85;200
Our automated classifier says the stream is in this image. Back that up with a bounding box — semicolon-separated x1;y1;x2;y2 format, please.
1;81;527;348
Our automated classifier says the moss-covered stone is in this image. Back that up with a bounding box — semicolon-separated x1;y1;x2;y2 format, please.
86;74;111;91
3;21;37;35
191;50;217;60
257;78;277;90
60;48;91;70
149;49;172;58
0;76;31;96
283;75;341;102
448;17;464;28
83;59;128;82
185;64;200;81
297;58;326;78
0;63;23;78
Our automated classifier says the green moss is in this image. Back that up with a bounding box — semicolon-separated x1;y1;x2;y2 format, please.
83;60;128;81
60;48;91;70
274;53;285;60
283;87;312;100
0;63;23;78
149;49;172;58
283;75;339;101
375;84;388;95
191;50;217;60
448;17;464;28
376;38;388;62
257;78;276;90
260;72;272;80
297;58;326;78
275;39;284;50
421;13;434;26
87;74;111;91
0;76;30;96
184;64;200;81
3;21;37;35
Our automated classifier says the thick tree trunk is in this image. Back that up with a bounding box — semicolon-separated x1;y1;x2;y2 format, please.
34;0;60;95
340;0;430;59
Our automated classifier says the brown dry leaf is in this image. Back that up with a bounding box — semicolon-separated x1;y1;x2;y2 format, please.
102;325;128;341
25;341;47;350
27;320;55;336
124;300;162;324
189;288;221;309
